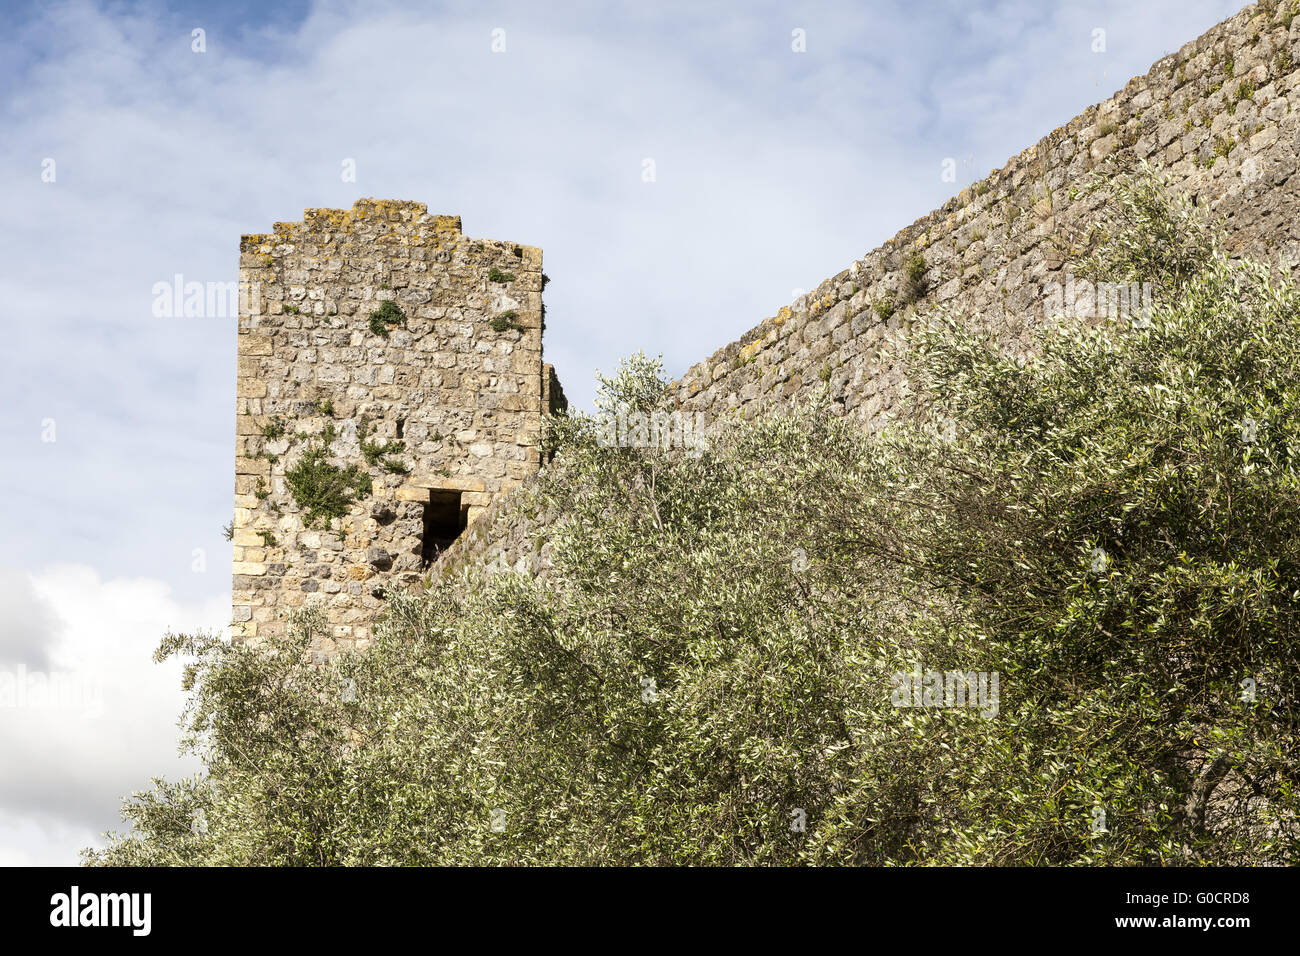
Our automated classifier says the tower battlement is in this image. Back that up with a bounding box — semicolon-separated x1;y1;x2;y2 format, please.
233;200;563;654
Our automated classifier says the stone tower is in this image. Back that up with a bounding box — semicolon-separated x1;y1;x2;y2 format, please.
232;199;565;653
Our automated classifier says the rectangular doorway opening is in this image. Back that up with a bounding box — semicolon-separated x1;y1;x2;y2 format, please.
421;490;468;565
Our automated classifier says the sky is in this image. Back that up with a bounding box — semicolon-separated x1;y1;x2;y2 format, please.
0;0;1246;865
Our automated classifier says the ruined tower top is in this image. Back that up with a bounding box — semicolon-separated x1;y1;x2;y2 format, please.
232;198;564;654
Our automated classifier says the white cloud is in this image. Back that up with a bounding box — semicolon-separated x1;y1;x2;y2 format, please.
0;564;225;865
0;568;56;670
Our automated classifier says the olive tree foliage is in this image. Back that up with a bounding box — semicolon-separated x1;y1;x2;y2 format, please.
593;349;671;416
89;168;1300;865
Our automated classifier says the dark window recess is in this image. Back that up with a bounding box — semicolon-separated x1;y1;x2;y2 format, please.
396;418;405;439
421;490;468;564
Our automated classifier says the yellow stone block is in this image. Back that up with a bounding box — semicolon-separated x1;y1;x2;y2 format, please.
241;333;273;355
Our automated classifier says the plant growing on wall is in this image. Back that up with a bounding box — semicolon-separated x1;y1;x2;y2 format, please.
284;439;372;528
898;252;929;306
491;310;524;333
368;300;405;338
358;416;408;474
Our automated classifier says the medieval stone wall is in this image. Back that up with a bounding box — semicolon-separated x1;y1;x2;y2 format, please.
672;2;1300;432
232;199;560;653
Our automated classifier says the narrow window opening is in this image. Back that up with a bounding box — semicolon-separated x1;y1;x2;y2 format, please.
421;490;467;565
396;418;405;439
